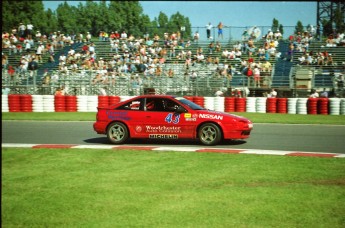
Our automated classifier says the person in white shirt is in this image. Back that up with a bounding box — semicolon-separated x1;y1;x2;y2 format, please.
206;22;213;40
309;89;319;98
267;88;277;98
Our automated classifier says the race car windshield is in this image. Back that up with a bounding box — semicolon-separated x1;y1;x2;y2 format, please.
176;98;206;110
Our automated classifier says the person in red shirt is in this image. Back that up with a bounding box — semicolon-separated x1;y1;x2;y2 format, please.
114;31;120;39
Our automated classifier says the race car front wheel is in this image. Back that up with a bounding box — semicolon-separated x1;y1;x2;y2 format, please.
107;122;129;144
198;123;222;146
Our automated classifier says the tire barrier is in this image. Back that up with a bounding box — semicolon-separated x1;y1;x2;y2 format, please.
183;96;194;102
193;96;205;108
266;98;277;113
341;98;345;115
256;97;267;113
87;96;98;112
65;96;77;112
54;95;66;112
98;96;109;108
277;98;288;114
76;95;88;112
43;95;55;112
204;97;215;110
307;98;318;115
287;98;298;114
224;97;235;112
120;96;133;102
329;98;341;115
108;96;121;106
318;98;329;115
297;98;308;115
32;95;44;112
20;95;33;112
246;97;256;113
2;95;9;112
8;94;21;112
2;95;344;115
214;97;225;112
235;98;246;112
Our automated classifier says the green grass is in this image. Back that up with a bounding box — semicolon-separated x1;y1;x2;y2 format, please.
2;112;345;125
2;148;345;227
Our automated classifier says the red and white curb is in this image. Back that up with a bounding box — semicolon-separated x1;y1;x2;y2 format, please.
2;143;345;158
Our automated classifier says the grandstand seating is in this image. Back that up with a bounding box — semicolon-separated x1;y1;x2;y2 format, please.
2;35;345;97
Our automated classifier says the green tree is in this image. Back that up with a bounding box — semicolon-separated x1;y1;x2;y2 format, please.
279;24;284;36
158;12;169;29
56;2;80;35
334;4;345;32
271;18;279;32
168;12;191;39
294;20;304;34
2;0;46;33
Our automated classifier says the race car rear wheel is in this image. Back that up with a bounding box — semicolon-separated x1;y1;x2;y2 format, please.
198;123;222;146
107;122;129;144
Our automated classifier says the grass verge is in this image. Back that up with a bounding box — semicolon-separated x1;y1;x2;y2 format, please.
2;148;345;227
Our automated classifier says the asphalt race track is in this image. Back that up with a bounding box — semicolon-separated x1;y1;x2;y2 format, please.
2;121;345;154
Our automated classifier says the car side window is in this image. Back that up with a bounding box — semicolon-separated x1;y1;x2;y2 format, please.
145;98;169;112
162;99;180;112
117;98;144;111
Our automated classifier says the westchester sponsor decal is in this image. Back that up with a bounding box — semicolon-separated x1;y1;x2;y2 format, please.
198;114;223;120
145;126;181;133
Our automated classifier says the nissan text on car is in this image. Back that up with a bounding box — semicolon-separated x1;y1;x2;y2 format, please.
93;95;253;146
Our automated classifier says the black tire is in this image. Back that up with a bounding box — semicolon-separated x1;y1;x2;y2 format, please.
107;122;129;144
198;123;222;146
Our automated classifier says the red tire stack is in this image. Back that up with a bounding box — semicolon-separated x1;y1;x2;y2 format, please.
183;96;194;102
98;96;109;108
235;98;246;112
224;97;235;112
307;98;318;115
20;95;33;112
8;94;21;112
193;96;205;108
318;98;329;115
65;96;77;112
266;98;277;113
108;96;121;106
54;95;66;112
277;98;287;114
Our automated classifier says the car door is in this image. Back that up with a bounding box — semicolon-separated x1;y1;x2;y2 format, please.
140;97;195;140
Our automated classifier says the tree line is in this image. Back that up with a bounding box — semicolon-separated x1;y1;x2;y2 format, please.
3;1;344;41
2;0;192;39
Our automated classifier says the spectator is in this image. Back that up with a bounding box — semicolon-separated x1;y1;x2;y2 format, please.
217;22;224;39
206;22;212;40
215;89;224;97
309;89;319;98
86;32;92;42
193;31;200;42
54;87;65;96
121;31;128;40
18;22;26;38
26;22;34;39
325;54;334;66
267;88;277;98
253;65;261;88
320;88;328;98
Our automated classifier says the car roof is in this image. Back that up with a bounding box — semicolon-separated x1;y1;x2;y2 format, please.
136;95;177;99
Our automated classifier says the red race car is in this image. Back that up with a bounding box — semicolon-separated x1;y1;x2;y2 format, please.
93;95;253;145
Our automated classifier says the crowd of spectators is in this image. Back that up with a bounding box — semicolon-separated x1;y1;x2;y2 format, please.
2;22;345;96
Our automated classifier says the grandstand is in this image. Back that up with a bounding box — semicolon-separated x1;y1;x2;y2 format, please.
2;31;345;98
